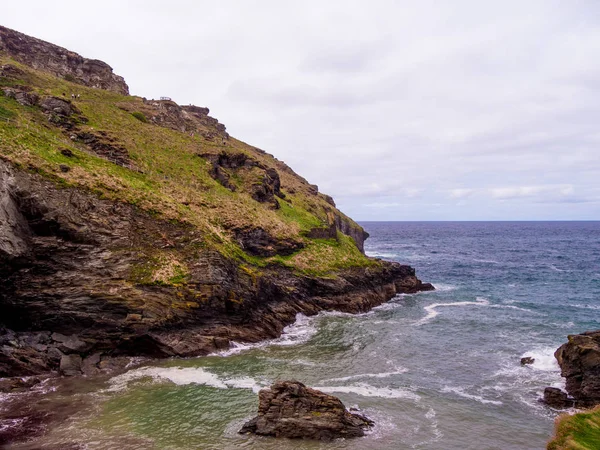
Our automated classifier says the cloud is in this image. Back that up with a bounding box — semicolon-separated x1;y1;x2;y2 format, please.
2;0;599;220
490;185;574;200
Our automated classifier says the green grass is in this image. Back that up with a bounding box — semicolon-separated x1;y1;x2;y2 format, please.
548;407;600;450
0;53;372;276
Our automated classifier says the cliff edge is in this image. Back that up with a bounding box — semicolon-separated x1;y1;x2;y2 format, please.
0;26;432;379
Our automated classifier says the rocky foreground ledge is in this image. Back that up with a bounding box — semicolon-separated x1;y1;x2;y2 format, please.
240;380;374;440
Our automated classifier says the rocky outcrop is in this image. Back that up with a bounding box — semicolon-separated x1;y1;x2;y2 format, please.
553;330;600;408
543;387;574;409
233;226;304;257
240;380;374;440
0;159;432;378
0;25;129;95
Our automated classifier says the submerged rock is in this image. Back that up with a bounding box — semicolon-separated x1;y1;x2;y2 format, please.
554;330;600;407
240;380;374;441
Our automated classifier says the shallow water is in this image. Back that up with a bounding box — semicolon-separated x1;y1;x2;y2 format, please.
9;221;600;449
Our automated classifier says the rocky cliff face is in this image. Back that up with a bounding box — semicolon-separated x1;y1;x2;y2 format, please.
0;25;128;95
0;27;433;380
553;330;600;408
0;157;431;378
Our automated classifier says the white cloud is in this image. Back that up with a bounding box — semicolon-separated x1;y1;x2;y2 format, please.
2;0;599;219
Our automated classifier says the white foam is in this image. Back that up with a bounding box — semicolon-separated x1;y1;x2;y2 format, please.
415;297;489;325
365;251;396;259
314;383;420;401
213;313;319;356
441;386;502;405
571;303;600;311
520;347;560;372
107;366;263;393
431;283;457;292
549;264;566;272
322;368;408;383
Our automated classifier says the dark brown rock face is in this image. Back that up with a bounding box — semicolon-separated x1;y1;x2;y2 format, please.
0;25;128;95
0;159;433;378
240;381;374;440
543;387;574;409
554;330;600;407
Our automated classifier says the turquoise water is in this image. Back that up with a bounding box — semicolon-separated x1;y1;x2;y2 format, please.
16;222;600;449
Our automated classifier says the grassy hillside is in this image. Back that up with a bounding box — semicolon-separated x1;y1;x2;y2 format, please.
548;407;600;450
0;54;375;278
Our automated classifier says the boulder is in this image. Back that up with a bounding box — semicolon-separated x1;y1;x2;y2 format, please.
239;380;374;441
543;387;574;409
59;354;82;376
554;330;600;407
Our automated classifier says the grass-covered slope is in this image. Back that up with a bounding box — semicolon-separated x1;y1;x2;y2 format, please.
548;407;600;450
0;54;374;277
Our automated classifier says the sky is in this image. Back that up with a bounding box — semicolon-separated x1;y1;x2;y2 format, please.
3;1;600;220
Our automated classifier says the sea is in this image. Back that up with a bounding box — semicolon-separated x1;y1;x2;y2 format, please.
6;221;600;450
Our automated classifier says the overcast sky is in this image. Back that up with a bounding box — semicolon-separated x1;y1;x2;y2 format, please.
3;1;600;220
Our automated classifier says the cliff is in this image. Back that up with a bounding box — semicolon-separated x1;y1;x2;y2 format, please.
0;25;128;95
0;26;432;378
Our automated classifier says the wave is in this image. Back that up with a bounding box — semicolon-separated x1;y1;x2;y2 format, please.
430;283;457;292
520;347;560;372
414;297;489;325
213;313;319;356
441;386;502;405
321;368;408;383
107;366;264;393
314;383;420;401
489;304;543;314
365;251;397;259
571;303;600;311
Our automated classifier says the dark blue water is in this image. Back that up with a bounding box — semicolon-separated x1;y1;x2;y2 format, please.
20;221;600;450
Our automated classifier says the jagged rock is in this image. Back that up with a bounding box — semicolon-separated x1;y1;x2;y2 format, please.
40;96;75;116
51;333;89;353
233;226;304;257
521;356;535;366
554;330;600;407
543;387;574;409
1;87;39;106
306;224;338;240
59;354;82;376
0;25;129;94
81;352;102;376
240;380;374;440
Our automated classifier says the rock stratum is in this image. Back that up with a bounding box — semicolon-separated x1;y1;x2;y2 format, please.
0;25;432;380
240;380;374;440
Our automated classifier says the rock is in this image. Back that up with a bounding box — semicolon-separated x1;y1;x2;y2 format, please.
40;96;74;116
81;352;102;376
543;387;574;409
51;333;89;353
59;354;82;376
521;356;535;366
554;330;600;407
240;380;374;441
60;148;74;157
59;164;70;173
233;226;304;257
0;25;129;94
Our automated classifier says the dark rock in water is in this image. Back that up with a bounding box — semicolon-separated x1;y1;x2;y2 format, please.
240;380;374;441
543;387;574;409
554;330;600;407
521;357;535;366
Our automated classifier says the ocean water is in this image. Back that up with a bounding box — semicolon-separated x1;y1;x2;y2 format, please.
12;221;600;449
